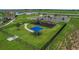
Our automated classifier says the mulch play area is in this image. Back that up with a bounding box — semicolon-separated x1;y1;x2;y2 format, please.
34;22;56;28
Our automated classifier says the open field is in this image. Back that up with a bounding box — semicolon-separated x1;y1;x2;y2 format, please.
15;9;79;14
47;18;79;50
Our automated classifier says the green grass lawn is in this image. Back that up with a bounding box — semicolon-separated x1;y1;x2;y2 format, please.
0;31;34;50
0;14;65;50
48;18;79;50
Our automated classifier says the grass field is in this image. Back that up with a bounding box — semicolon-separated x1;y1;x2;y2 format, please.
48;18;79;50
0;14;65;50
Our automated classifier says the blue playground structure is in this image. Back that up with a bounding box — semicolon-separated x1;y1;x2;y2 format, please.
31;26;43;32
31;26;43;35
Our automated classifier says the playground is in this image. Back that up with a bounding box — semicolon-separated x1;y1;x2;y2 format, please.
0;12;65;50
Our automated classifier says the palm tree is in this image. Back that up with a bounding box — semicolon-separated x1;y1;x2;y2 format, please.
47;15;52;24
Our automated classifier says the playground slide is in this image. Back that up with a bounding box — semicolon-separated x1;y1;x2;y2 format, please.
24;23;34;33
0;19;15;28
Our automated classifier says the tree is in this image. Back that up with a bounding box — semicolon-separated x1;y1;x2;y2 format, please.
16;23;21;30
